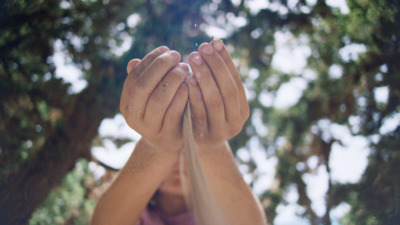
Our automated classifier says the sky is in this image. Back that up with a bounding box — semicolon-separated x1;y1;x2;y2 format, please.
51;0;398;224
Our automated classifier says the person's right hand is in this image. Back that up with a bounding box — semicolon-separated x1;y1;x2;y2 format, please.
186;40;250;152
120;46;189;153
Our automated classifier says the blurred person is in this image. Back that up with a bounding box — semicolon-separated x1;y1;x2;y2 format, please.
91;40;266;225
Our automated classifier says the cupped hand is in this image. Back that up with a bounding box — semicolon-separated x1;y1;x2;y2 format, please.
187;40;250;151
120;46;190;153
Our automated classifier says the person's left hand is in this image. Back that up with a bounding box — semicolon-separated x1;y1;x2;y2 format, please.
186;40;250;152
120;47;189;153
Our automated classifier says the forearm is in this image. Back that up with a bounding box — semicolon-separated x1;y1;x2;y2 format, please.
197;142;266;225
91;138;180;225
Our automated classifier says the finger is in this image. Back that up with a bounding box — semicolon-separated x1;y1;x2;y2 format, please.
212;40;249;118
198;42;240;122
133;50;181;119
144;63;189;132
127;59;141;74
128;46;170;79
136;50;181;93
121;46;169;116
187;75;208;139
188;52;225;132
162;83;189;135
121;59;141;114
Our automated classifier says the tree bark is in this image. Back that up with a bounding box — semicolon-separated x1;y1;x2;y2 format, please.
0;83;119;224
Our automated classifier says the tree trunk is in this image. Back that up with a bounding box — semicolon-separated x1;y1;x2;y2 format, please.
0;84;118;224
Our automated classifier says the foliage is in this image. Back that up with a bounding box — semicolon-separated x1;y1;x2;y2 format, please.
226;0;400;224
0;0;138;182
29;159;95;225
0;0;210;223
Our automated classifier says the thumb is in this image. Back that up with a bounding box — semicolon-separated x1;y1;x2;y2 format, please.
126;59;141;74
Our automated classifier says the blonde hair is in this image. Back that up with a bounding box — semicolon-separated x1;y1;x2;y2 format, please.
180;102;227;225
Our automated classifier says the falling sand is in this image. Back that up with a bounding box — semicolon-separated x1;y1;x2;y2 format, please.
180;102;227;225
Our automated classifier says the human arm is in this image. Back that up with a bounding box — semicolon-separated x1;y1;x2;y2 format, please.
186;40;267;225
91;138;180;225
91;46;190;225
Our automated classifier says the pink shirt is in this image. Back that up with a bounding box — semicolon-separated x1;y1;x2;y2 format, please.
137;207;196;225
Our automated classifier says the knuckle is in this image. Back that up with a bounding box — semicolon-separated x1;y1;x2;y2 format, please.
243;105;250;120
231;123;243;136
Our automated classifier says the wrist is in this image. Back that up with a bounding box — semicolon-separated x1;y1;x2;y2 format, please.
195;141;230;155
140;137;182;157
122;137;180;174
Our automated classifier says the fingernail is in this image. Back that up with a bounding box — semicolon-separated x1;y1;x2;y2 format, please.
192;54;202;65
189;76;198;86
127;59;139;73
201;44;213;55
157;46;170;54
214;41;223;51
168;51;180;61
179;63;190;73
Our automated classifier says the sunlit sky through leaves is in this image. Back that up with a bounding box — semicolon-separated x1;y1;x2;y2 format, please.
51;0;397;224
